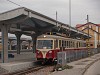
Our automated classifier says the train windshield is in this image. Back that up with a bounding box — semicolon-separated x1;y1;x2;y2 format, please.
37;40;53;49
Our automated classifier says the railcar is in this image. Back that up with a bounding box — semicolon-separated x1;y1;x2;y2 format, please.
36;35;86;63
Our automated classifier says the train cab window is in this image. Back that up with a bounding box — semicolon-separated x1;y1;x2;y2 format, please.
37;40;53;49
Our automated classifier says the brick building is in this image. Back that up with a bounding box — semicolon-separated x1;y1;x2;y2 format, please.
76;22;100;48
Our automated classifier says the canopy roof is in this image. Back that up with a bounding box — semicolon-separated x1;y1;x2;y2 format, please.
0;7;91;39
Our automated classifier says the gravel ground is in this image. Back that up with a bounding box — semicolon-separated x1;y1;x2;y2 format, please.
26;66;54;75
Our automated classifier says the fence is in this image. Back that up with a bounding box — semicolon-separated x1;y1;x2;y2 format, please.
57;48;100;65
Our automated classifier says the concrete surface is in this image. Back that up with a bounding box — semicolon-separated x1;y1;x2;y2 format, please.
0;52;36;74
0;61;34;73
50;53;100;75
84;60;100;75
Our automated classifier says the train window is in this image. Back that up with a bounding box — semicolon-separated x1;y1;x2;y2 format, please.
54;40;58;48
78;42;80;47
62;40;65;47
73;42;74;47
65;41;66;47
79;42;80;47
59;40;62;47
62;41;63;47
90;44;93;46
56;40;58;48
70;41;71;47
79;42;81;47
70;41;72;48
80;42;81;47
81;42;82;47
76;42;78;48
37;40;53;49
69;41;70;48
82;43;83;47
67;41;68;48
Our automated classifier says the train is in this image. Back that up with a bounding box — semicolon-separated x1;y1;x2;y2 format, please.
36;34;87;63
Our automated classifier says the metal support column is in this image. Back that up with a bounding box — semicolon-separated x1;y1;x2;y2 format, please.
1;24;8;63
31;35;37;53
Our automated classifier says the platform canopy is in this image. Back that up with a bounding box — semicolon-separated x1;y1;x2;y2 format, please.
0;7;92;63
0;7;91;39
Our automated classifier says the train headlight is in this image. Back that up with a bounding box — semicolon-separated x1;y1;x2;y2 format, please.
49;51;52;53
43;35;46;38
43;47;47;49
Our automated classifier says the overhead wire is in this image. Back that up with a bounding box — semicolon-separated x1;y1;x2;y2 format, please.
6;0;21;7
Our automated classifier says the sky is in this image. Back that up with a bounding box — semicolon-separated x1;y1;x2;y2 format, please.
0;0;100;27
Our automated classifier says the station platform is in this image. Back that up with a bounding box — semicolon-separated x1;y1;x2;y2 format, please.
50;53;100;75
0;52;36;74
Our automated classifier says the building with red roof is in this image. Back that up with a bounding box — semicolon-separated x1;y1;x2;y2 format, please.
76;22;100;48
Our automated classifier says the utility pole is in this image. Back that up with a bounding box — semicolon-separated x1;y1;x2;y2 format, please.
98;26;99;46
68;0;71;37
69;0;71;27
56;11;57;25
98;26;100;53
87;15;89;42
86;15;90;56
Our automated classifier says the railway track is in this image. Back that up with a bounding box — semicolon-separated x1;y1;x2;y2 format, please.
3;64;54;75
2;66;45;75
26;65;54;75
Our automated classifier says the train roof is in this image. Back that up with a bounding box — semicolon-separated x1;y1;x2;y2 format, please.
37;35;85;42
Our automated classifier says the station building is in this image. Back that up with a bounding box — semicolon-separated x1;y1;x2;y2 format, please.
76;22;100;48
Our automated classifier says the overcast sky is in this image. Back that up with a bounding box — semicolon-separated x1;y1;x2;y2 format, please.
0;0;100;27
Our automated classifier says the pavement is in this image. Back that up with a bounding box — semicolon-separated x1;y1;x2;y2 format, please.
0;52;36;63
84;60;100;75
50;53;100;75
0;52;36;74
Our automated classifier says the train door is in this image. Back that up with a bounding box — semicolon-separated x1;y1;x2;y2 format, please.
54;39;58;58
